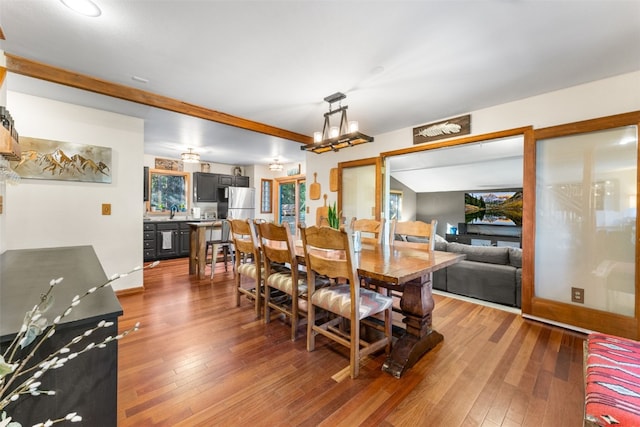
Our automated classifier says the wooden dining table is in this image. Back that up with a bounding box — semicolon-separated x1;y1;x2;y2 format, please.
188;221;221;280
295;241;465;378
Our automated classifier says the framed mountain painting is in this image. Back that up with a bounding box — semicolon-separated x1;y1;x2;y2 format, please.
10;137;112;183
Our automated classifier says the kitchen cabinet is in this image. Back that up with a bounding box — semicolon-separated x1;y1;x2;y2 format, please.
143;222;156;261
155;222;179;258
178;222;191;257
193;172;250;203
193;172;219;202
144;220;200;260
234;175;250;187
143;166;149;201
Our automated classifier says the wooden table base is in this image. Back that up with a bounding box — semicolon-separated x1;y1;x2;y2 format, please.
381;273;443;378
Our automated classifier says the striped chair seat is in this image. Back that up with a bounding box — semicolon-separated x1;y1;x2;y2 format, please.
237;262;259;279
266;271;307;296
310;284;393;319
237;262;291;280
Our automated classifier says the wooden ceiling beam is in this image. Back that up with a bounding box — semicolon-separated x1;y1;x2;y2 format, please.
5;53;312;144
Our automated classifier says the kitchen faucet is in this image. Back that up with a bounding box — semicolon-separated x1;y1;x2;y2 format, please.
170;204;178;219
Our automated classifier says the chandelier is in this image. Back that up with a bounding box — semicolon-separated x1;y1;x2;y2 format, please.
301;92;374;154
269;159;283;171
181;148;200;163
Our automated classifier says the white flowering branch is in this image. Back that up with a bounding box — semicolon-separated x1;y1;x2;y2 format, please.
0;260;159;426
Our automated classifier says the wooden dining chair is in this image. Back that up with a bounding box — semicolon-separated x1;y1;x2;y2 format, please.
390;219;438;250
299;224;393;379
349;217;383;245
256;221;307;341
229;219;263;319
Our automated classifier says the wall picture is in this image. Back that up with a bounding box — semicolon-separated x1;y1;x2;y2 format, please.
11;137;112;183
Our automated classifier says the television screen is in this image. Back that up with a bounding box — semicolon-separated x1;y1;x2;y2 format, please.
465;190;523;226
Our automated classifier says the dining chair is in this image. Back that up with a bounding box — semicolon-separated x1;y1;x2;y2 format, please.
206;219;233;278
229;219;263;319
299;224;393;379
390;219;438;250
388;219;438;311
256;221;307;341
349;217;383;245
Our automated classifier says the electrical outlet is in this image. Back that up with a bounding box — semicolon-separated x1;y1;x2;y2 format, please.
571;287;584;303
102;203;111;215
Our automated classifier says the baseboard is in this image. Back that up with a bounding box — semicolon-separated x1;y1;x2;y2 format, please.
115;286;145;297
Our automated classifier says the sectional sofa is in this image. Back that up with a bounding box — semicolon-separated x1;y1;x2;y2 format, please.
433;240;522;308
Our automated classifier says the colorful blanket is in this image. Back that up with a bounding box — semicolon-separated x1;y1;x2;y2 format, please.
585;333;640;426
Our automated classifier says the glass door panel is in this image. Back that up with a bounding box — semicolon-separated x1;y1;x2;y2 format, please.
277;177;305;237
535;125;637;316
342;164;376;221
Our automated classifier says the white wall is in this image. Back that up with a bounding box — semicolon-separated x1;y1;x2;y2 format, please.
3;92;144;291
304;70;640;223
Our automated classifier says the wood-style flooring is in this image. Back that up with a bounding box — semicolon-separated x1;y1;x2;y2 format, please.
117;258;586;426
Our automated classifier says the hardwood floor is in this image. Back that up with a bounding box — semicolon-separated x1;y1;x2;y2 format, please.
117;258;585;426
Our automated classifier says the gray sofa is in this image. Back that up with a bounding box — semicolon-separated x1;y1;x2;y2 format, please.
433;241;522;308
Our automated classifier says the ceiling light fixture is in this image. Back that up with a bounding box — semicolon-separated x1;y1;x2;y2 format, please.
181;148;200;163
269;159;283;171
60;0;102;17
301;92;374;154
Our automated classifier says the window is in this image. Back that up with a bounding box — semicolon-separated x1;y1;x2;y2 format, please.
147;169;190;213
389;190;403;220
261;179;273;213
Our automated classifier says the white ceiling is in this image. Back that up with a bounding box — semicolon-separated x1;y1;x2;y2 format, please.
389;136;524;193
1;0;639;170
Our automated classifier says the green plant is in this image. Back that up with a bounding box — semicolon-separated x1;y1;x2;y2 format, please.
0;262;158;427
327;202;340;229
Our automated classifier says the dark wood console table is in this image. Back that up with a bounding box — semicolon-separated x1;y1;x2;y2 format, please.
0;246;123;426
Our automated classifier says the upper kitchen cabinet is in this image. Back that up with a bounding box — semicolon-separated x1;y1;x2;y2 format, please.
193;172;219;202
193;172;250;203
234;175;250;187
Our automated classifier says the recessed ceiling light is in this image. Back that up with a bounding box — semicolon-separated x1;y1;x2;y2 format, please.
60;0;102;17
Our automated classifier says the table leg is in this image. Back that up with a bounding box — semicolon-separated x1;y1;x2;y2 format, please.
189;227;197;276
196;228;207;280
382;273;443;378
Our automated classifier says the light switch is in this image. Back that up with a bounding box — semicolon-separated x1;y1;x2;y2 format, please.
102;203;111;215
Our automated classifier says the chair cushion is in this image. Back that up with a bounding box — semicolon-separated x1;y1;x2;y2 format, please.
266;271;307;296
310;285;392;319
237;263;259;279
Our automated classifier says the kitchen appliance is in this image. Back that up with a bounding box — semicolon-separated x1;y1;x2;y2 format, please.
191;207;201;219
221;186;255;219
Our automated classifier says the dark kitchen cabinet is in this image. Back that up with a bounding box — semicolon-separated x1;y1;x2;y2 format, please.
143;166;149;201
143;222;156;261
234;175;250;187
155;222;179;258
178;222;191;257
143;221;199;260
193;172;250;202
218;174;233;187
193;172;219;202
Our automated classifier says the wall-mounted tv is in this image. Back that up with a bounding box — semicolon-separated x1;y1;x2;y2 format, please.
465;190;523;226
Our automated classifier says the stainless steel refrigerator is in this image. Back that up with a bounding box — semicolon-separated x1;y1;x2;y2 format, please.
225;187;255;220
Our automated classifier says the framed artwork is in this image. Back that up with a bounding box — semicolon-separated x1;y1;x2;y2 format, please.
11;136;112;183
413;114;471;145
155;157;182;171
